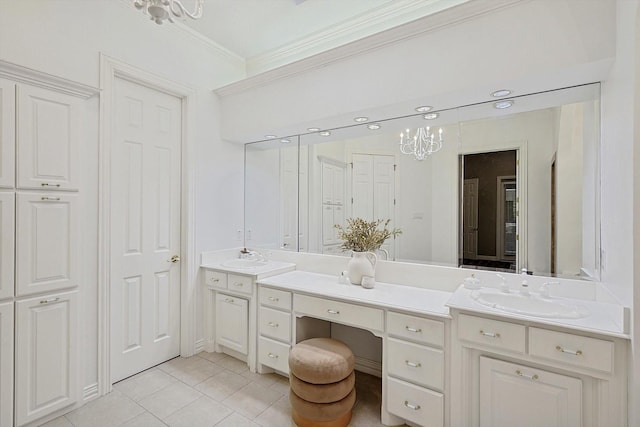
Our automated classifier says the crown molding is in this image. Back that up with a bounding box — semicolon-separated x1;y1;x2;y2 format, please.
0;60;99;98
214;0;525;97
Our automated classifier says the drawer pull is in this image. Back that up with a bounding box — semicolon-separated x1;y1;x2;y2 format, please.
41;183;61;187
515;370;539;381
268;296;279;302
41;196;61;201
405;326;422;333
39;297;60;305
233;282;244;287
404;401;421;411
405;360;422;368
210;278;220;283
224;298;234;303
480;330;501;338
267;352;279;359
327;309;340;315
267;322;279;328
556;345;583;356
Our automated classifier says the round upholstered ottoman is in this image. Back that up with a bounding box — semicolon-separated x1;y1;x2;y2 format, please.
288;338;356;427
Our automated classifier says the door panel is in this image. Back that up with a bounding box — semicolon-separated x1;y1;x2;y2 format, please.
111;78;181;382
0;79;15;188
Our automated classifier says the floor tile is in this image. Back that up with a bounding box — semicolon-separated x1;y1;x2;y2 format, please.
241;370;280;388
254;395;294;427
268;375;291;395
65;390;145;427
138;381;203;419
214;412;260;427
114;368;177;401
164;396;233;427
222;382;283;419
198;351;229;363
38;416;74;427
195;370;250;402
166;357;224;387
215;356;249;374
121;412;168;427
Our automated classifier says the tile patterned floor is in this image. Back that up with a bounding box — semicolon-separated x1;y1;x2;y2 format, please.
41;352;403;427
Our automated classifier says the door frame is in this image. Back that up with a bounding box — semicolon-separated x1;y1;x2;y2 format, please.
97;54;196;394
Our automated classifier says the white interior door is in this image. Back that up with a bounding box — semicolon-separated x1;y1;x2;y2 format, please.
373;155;396;259
351;154;374;220
111;77;182;383
463;178;479;260
280;146;298;250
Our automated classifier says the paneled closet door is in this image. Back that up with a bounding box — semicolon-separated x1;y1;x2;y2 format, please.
16;84;81;190
15;192;78;296
0;301;14;427
15;290;78;426
0;192;14;300
0;79;15;188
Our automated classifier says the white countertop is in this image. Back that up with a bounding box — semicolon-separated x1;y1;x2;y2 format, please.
200;260;296;279
447;285;629;339
257;270;452;318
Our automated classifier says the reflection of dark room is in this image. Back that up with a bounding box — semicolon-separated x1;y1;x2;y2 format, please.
464;150;516;257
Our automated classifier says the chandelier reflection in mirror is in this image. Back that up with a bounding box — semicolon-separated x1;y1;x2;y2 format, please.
134;0;204;24
399;126;444;160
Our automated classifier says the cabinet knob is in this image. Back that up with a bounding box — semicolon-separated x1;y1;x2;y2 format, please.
556;345;583;356
404;401;421;411
267;322;279;328
479;330;501;338
41;183;61;188
267;352;279;359
405;360;422;368
168;255;181;263
405;326;422;333
515;370;539;381
327;309;340;315
39;297;60;305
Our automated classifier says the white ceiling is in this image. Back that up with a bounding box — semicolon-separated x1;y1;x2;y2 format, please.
180;0;469;74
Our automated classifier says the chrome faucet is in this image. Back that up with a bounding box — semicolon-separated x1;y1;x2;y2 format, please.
496;273;509;293
519;268;530;296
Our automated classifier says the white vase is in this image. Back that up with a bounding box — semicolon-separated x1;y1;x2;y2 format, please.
347;251;377;285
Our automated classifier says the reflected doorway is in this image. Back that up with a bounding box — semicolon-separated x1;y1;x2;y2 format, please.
460;150;517;272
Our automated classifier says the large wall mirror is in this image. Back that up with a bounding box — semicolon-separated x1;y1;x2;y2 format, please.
244;83;600;280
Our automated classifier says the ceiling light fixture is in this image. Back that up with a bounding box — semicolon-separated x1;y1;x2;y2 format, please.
400;126;443;161
491;89;512;97
319;131;331;137
367;123;381;130
265;135;277;139
307;127;321;132
354;117;369;123
415;106;433;113
494;100;514;109
134;0;204;24
280;138;291;143
423;113;439;120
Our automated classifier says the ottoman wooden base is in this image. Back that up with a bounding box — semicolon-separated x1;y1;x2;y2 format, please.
290;388;356;422
290;371;355;403
292;408;352;427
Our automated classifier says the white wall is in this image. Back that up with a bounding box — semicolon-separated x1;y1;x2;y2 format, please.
0;0;246;397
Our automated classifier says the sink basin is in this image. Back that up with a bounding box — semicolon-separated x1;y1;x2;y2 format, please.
221;259;268;269
470;290;589;319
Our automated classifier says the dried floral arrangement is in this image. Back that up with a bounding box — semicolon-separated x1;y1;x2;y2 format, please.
335;218;402;252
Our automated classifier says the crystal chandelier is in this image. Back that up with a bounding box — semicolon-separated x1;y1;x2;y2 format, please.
399;126;443;160
134;0;204;24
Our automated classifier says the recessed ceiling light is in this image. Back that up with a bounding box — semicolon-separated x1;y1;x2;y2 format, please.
491;89;512;97
265;135;277;139
354;117;369;123
367;123;381;130
319;131;331;137
423;113;439;120
307;127;321;132
494;100;514;109
280;138;291;143
415;106;433;113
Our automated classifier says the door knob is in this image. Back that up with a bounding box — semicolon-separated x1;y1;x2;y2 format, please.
168;255;181;263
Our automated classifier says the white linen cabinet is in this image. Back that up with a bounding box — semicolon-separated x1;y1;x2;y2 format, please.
0;301;14;427
0;79;15;188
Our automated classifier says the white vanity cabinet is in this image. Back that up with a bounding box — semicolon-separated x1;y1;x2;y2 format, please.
451;311;628;427
15;290;78;426
215;293;249;355
385;311;446;427
0;301;14;427
257;286;292;374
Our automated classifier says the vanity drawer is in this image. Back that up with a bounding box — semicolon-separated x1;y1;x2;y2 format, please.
387;377;444;427
259;306;291;342
294;294;384;334
205;270;227;290
227;274;253;295
259;287;292;311
387;311;444;347
258;336;290;374
387;338;444;391
458;314;525;354
529;327;614;374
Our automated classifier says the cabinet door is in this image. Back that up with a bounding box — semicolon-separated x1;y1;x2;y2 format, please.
0;79;15;188
479;357;582;427
0;301;14;427
16;192;78;296
215;293;248;355
17;84;81;190
15;291;78;426
0;192;14;299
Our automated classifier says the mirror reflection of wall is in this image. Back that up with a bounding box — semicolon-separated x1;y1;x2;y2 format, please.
244;84;600;280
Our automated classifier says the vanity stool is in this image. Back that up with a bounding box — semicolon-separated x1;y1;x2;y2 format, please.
288;338;356;427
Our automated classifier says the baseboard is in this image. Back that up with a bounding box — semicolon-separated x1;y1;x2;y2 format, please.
354;356;382;378
83;383;99;401
204;338;215;353
195;338;205;354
